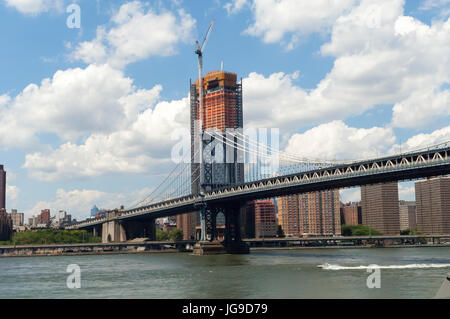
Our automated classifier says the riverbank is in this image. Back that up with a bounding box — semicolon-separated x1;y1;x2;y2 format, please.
2;241;450;257
0;241;194;258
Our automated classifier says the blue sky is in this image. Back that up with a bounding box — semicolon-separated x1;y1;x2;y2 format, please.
0;0;449;220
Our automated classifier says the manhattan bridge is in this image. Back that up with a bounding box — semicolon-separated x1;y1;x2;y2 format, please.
67;22;450;254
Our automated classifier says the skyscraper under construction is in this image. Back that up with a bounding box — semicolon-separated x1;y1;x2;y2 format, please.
190;70;244;193
177;70;245;240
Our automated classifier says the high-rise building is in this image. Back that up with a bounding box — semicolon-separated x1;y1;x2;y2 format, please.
0;165;5;210
361;182;400;235
181;70;244;238
277;190;341;237
91;205;100;217
0;208;12;241
38;209;50;225
399;200;416;231
415;177;450;235
190;70;244;193
245;200;277;238
9;209;24;228
340;202;362;226
277;194;302;236
177;213;198;240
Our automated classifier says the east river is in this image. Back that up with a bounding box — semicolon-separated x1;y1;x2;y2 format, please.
1;247;449;298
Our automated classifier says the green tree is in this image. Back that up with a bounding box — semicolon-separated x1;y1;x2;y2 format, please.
1;229;101;245
169;229;183;242
341;225;382;237
156;229;169;241
400;228;422;236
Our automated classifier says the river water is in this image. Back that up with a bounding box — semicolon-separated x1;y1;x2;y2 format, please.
1;247;449;299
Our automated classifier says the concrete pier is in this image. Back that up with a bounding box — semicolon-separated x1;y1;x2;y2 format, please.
192;241;228;255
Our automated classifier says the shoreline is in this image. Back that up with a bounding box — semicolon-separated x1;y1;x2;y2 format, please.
1;242;450;258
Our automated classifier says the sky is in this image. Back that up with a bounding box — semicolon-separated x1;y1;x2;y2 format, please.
0;0;449;220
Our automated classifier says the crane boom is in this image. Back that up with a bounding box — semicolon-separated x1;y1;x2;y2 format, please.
200;19;215;52
194;19;214;212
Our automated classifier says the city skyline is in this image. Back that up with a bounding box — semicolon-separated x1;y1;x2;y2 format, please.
0;0;449;220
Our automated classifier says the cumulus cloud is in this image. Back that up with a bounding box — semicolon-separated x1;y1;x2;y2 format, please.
0;64;162;149
0;59;192;181
392;88;450;128
4;0;64;15
243;0;357;49
242;0;450;131
322;0;450;128
23;96;190;181
340;187;361;203
398;182;415;201
224;0;249;15
284;121;395;161
71;1;196;68
390;125;450;153
6;184;19;208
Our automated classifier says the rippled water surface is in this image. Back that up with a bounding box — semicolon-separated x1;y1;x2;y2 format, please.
1;247;449;298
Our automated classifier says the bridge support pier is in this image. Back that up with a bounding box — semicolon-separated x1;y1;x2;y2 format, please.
194;203;249;255
144;219;156;241
102;220;127;243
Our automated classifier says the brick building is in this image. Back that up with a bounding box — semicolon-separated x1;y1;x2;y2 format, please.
245;200;277;238
0;165;5;210
399;200;417;231
340;202;362;226
415;177;450;235
277;189;341;237
361;182;400;235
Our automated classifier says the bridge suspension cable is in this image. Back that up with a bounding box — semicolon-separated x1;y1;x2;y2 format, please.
127;147;200;209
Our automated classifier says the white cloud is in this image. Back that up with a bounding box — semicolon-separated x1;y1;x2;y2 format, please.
284;120;395;161
420;0;450;10
398;182;415;201
340;187;361;203
243;0;357;49
224;0;249;15
23;187;153;220
4;0;64;15
71;1;196;68
6;184;19;208
321;0;450;128
23;96;190;181
392;87;450;128
390;125;450;153
242;0;450;131
0;64;162;149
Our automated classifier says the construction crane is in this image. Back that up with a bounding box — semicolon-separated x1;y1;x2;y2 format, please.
195;19;215;192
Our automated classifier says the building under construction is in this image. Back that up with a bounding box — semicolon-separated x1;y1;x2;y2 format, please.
178;70;245;240
190;70;244;193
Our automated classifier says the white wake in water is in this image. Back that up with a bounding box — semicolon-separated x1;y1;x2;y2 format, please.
318;263;450;270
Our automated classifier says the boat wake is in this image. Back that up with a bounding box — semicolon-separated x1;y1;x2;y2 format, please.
317;263;450;270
